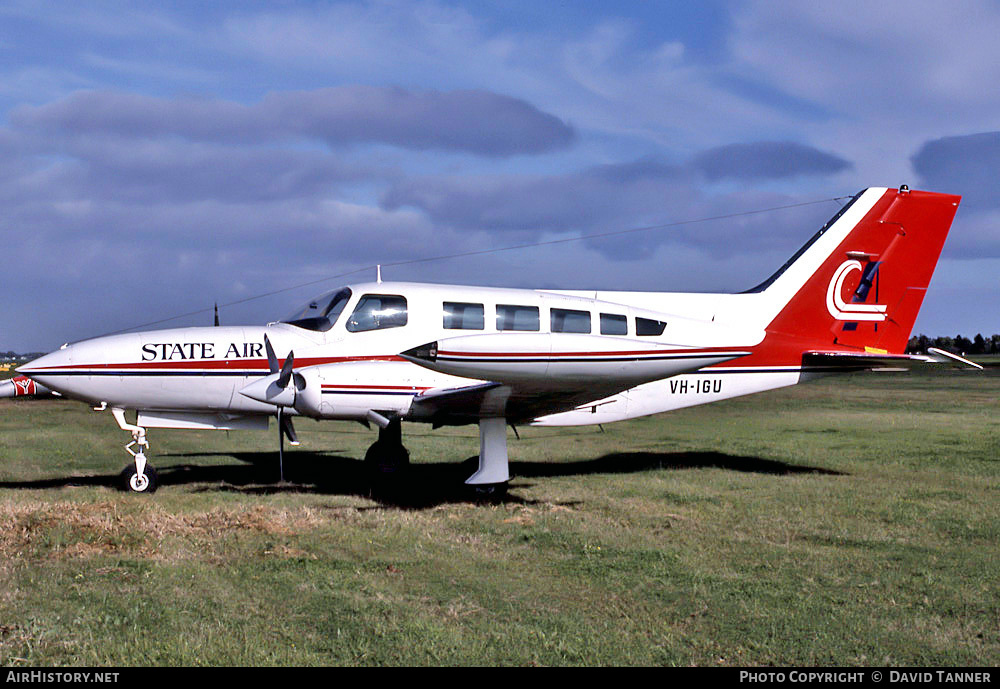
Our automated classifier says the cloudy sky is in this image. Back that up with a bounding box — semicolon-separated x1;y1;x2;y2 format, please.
2;0;997;351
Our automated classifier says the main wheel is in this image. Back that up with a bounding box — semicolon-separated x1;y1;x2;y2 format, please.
468;482;508;500
364;441;410;478
119;465;159;494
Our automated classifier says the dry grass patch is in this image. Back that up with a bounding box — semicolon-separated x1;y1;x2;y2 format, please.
0;501;329;561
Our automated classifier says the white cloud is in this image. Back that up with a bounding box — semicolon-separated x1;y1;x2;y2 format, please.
728;1;1000;181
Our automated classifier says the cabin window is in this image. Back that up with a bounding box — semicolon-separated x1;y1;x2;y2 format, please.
496;304;539;331
636;317;667;336
551;308;591;334
346;294;408;332
443;302;485;330
600;313;628;336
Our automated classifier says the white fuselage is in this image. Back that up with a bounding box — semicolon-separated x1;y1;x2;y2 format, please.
22;281;791;429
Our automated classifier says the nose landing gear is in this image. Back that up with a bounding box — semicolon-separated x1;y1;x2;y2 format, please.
112;408;159;493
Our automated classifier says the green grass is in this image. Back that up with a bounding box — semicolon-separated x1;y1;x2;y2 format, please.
0;365;997;666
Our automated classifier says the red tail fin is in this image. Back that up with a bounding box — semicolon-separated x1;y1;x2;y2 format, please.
762;187;960;355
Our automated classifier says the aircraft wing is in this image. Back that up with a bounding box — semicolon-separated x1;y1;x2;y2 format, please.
410;380;633;426
411;382;507;424
803;347;983;372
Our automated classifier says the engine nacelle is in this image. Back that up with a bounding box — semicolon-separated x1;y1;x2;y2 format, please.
292;368;323;418
401;333;751;387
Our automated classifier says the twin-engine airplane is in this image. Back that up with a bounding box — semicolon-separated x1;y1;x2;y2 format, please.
14;186;973;494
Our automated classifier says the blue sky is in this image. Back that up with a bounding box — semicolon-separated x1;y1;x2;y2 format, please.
1;0;997;350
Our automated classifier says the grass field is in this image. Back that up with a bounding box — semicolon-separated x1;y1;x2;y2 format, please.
0;364;997;666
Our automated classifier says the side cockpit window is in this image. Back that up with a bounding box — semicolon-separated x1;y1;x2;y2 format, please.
636;317;667;336
282;287;352;332
347;294;408;332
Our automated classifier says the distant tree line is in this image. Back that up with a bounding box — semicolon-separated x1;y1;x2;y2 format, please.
1;350;46;361
906;334;1000;355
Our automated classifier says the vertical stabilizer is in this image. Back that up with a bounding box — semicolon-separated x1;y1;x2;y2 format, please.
755;187;960;357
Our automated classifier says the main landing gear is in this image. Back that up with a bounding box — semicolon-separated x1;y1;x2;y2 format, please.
364;415;410;481
112;408;159;493
363;415;511;498
465;417;510;498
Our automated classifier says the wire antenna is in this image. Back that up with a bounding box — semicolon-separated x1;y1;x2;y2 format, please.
91;195;851;339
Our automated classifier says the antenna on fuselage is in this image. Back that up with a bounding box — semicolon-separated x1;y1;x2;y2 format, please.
214;303;220;326
376;264;382;284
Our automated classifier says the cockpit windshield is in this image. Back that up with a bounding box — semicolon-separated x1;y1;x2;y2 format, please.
281;287;353;332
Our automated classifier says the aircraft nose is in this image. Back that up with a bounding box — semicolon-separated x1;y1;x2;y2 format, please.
21;333;143;379
15;333;142;403
17;345;74;376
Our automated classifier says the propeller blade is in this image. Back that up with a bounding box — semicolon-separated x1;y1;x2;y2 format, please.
264;334;279;374
281;414;300;446
278;350;295;389
277;407;285;482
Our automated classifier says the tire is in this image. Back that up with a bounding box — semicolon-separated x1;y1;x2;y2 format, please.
469;482;508;500
119;465;159;494
364;441;410;478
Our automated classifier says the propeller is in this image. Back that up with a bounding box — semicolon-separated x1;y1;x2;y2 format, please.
265;333;279;373
275;408;298;483
278;349;295;389
239;334;307;483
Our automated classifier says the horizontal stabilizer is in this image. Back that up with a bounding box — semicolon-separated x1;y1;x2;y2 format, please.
803;349;983;372
926;347;984;370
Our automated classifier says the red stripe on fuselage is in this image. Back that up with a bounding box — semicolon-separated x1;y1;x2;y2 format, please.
27;354;406;372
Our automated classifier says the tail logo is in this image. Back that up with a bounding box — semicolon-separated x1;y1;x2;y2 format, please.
13;375;37;396
826;259;887;322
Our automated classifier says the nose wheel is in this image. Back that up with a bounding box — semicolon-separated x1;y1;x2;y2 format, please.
112;408;159;494
119;463;159;493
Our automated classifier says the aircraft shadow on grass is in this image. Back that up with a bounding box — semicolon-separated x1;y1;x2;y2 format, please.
0;450;843;508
